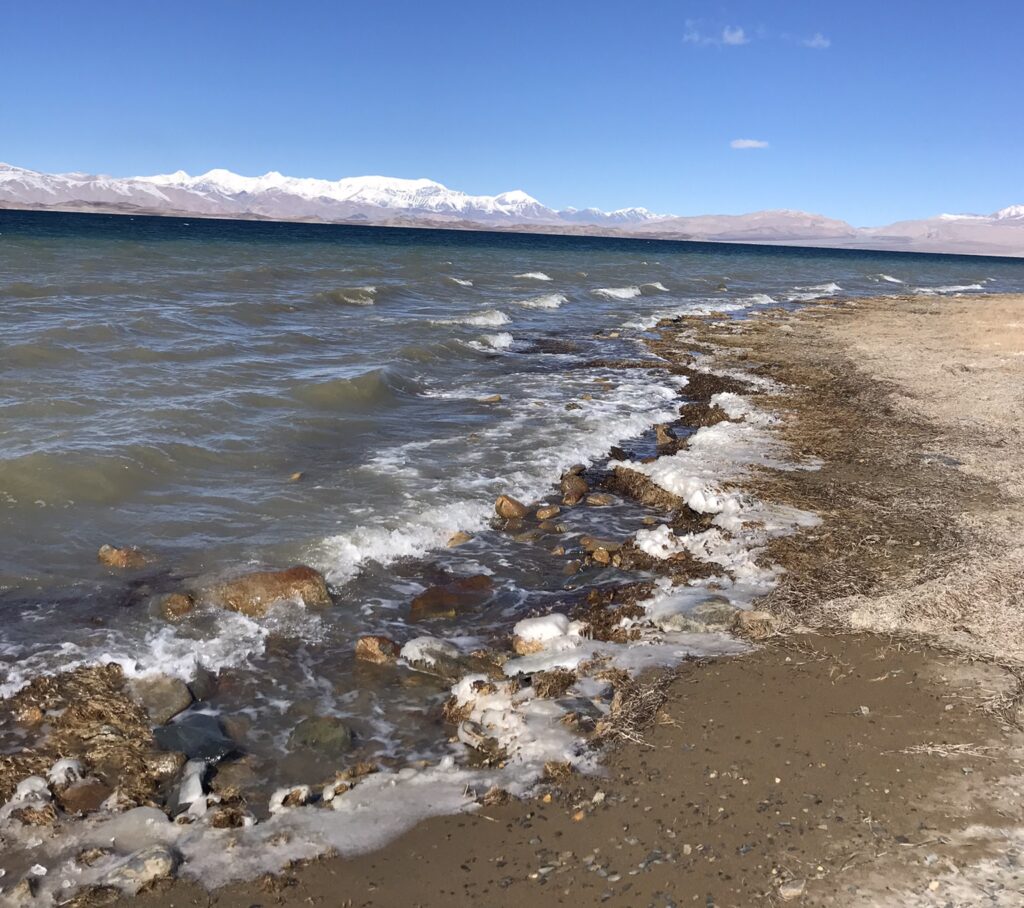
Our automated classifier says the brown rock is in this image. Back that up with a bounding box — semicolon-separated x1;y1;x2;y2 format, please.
655;423;677;446
9;803;58;825
563;560;582;576
16;704;44;726
355;635;401;665
538;520;561;533
592;548;612;565
580;536;622;554
536;505;561;520
447;530;473;547
560;473;589;506
495;495;530;520
478;394;502;404
158;592;196;622
289;471;305;482
732;610;780;640
97;544;149;569
585;493;615;507
58;778;112;815
410;575;494;621
208;565;332;618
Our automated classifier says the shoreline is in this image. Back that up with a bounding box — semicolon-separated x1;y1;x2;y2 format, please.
3;292;1024;904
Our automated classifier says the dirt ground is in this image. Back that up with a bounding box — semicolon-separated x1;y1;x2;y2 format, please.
124;295;1024;907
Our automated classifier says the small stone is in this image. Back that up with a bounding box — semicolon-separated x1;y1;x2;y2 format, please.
560;473;589;506
585;493;614;507
478;394;502;404
187;666;218;702
579;536;622;554
98;544;149;569
130;675;194;725
144;750;187;781
58;778;113;816
731;610;779;640
104;845;177;894
592;548;611;565
447;530;473;547
355;635;401;664
536;505;561;520
779;879;806;900
16;704;44;726
495;495;530;520
654;424;676;446
288;471;304;482
288;716;354;757
410;575;494;621
158;592;196;622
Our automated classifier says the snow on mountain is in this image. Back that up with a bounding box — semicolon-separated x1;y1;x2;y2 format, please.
1;162;1023;256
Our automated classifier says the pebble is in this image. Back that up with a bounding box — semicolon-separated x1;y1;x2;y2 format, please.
779;878;806;900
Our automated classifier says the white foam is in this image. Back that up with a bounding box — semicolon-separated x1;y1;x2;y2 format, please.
913;282;985;294
434;308;511;328
877;274;903;284
516;272;552;281
517;292;566;310
478;331;514;350
641;282;670;292
785;281;842;302
447;277;473;287
593;285;641;300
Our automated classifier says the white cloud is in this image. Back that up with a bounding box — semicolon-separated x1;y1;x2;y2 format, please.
722;25;749;45
684;19;750;47
730;139;769;149
803;32;831;49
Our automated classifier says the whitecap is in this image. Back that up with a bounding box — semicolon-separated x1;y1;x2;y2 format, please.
593;286;641;300
516;272;552;281
517;292;566;310
913;282;985;294
433;309;511;328
877;274;904;284
447;277;473;287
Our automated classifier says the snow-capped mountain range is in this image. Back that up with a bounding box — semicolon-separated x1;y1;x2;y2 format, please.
2;162;1022;257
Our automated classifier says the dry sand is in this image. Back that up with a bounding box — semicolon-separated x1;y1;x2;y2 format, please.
124;294;1024;907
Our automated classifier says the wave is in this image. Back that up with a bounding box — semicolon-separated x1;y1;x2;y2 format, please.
784;281;842;302
516;272;552;281
517;292;567;310
291;368;419;410
877;274;904;284
477;332;514;350
447;277;473;287
593;286;642;300
433;309;511;328
641;282;670;292
313;286;378;306
913;282;985;295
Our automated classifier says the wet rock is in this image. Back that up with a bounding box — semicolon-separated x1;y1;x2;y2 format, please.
560;472;589;506
495;495;530;519
579;536;622;554
270;785;312;812
604;466;683;511
143;749;186;781
585;493;615;507
207;565;332;618
355;635;401;664
609;445;628;460
447;530;473;547
538;520;561;533
732;609;780;640
592;548;612;565
154;713;236;762
103;845;178;895
536;505;561;520
98;544;149;569
478;394;502;404
58;778;112;816
187;666;218;702
16;704;44;726
212;756;259;797
288;471;304;482
288;716;353;757
130;675;193;726
409;575;494;621
654;423;678;447
9;802;58;825
158;592;196;622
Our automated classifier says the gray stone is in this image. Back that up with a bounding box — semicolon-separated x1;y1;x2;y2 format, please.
153;713;236;762
104;845;177;894
288;716;354;757
130;675;194;725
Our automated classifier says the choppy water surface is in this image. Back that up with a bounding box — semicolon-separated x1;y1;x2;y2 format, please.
3;209;1024;792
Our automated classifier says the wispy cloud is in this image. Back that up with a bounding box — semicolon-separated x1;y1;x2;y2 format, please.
802;32;831;49
684;20;751;47
730;139;769;150
721;25;749;45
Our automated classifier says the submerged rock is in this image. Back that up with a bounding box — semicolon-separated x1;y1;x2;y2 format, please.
130;675;193;725
495;495;530;519
104;845;178;894
97;544;149;569
157;592;196;622
207;565;332;618
409;574;494;621
288;716;354;757
447;530;473;547
355;635;401;664
536;504;561;520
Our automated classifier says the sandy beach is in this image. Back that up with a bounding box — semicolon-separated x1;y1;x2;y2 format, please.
83;292;1021;907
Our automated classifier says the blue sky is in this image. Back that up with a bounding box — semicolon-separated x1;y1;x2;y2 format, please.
1;0;1021;225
